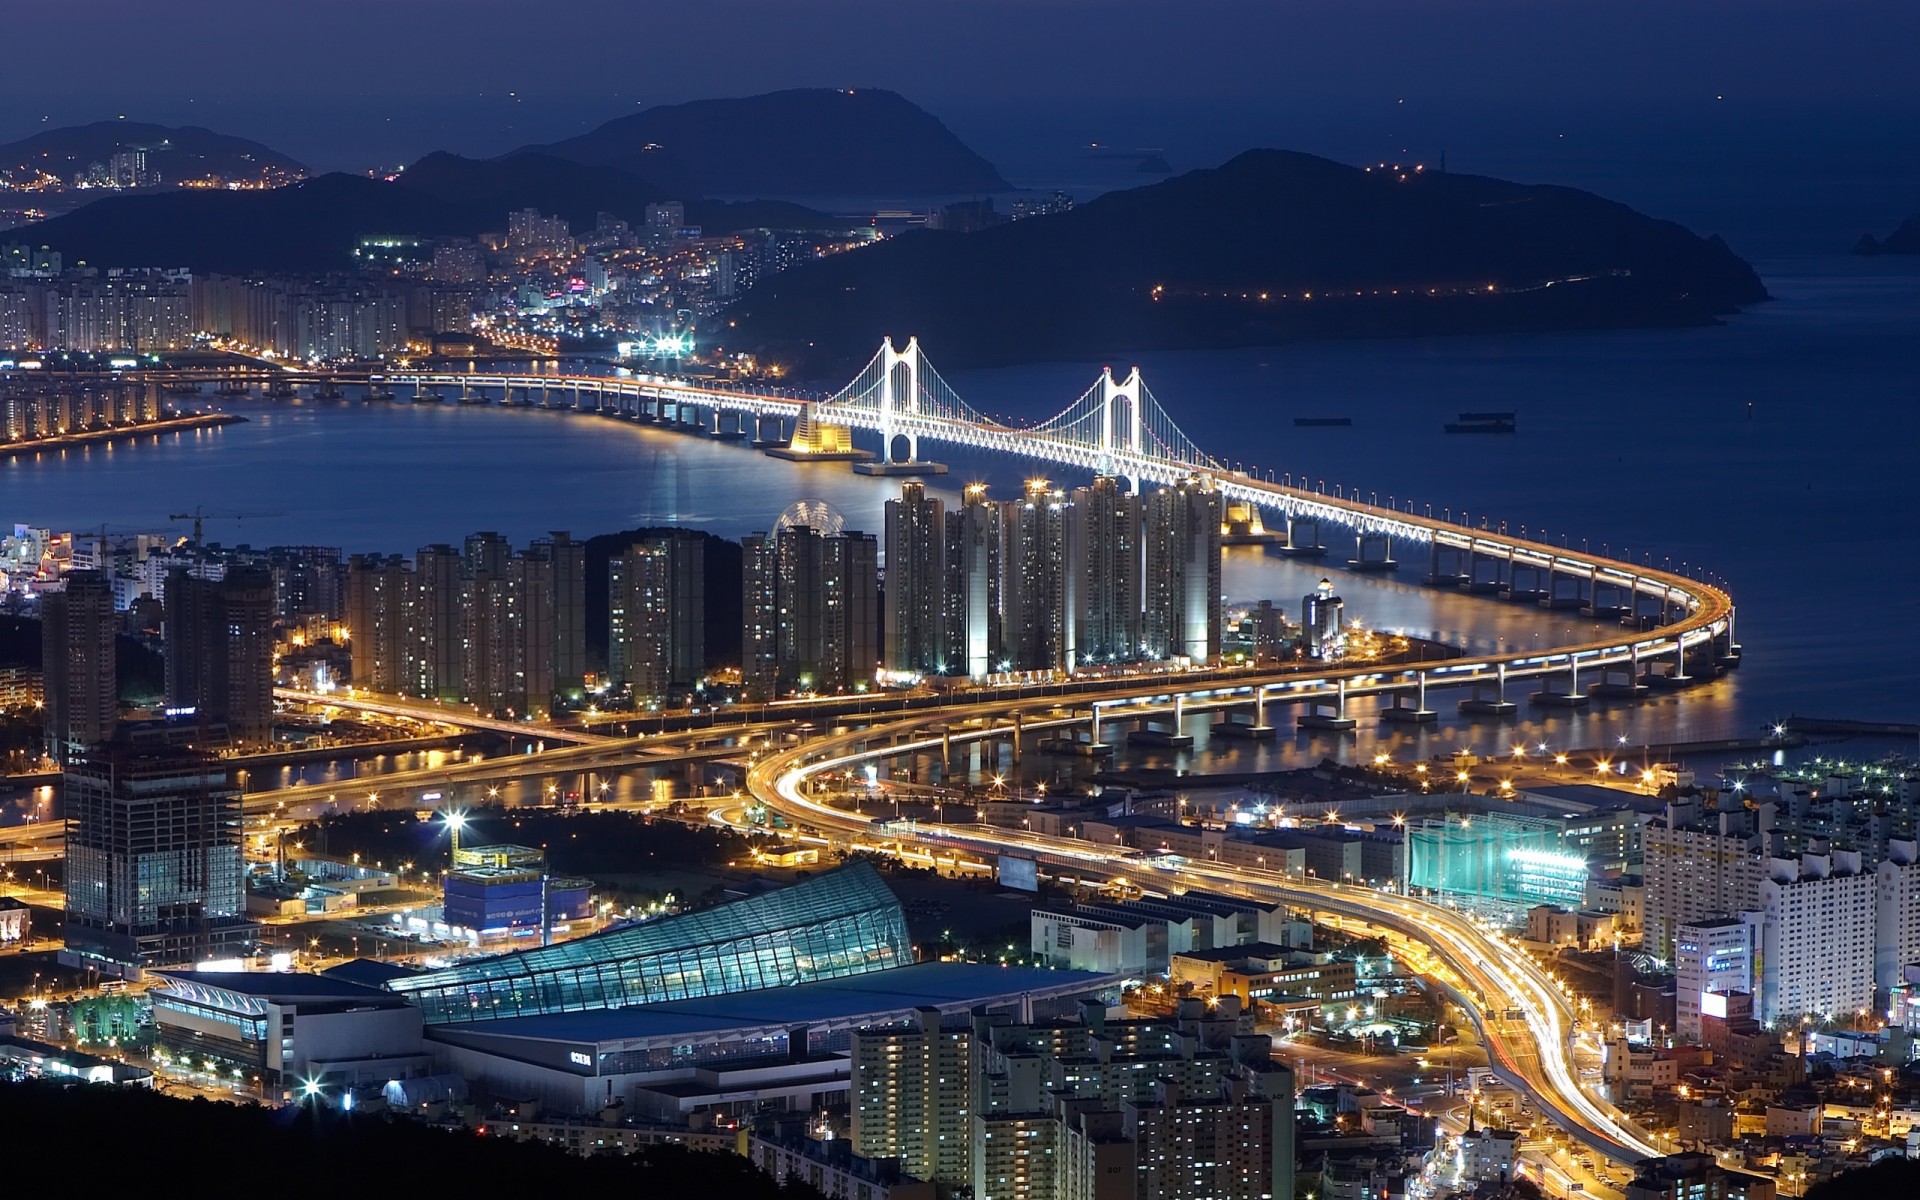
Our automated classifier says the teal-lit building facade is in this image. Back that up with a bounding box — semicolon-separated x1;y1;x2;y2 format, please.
1406;810;1589;909
388;861;912;1024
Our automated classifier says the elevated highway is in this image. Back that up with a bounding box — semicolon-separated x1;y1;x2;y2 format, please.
745;703;1664;1164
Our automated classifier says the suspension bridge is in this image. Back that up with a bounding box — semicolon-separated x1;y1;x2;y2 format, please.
379;336;1737;709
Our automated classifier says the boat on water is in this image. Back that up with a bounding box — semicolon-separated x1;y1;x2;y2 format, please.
313;381;345;400
1444;411;1516;434
1293;416;1353;427
365;385;395;402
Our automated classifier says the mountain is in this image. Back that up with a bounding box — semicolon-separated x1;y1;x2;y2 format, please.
0;120;304;181
1854;210;1920;254
12;163;846;274
719;149;1769;371
513;88;1008;197
395;151;844;233
9;174;473;273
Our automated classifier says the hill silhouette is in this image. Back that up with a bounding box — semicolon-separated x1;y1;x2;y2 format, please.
0;119;304;180
1854;209;1920;254
515;87;1008;197
12;166;846;274
12;174;475;272
720;149;1769;370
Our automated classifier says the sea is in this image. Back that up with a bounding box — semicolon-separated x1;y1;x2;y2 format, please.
5;254;1917;777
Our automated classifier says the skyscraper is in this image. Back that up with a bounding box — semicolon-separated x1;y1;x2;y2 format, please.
460;532;518;714
525;531;586;706
1144;473;1223;663
1070;475;1142;664
1000;479;1071;673
40;569;117;761
164;564;276;747
345;553;406;693
610;533;706;699
743;524;879;697
409;543;463;700
884;482;946;675
742;532;780;700
1302;579;1344;660
63;746;253;971
944;484;1002;680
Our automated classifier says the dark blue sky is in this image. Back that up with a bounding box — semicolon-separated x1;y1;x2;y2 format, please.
5;2;1916;251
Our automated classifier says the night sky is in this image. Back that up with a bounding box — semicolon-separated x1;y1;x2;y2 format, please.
5;1;1917;249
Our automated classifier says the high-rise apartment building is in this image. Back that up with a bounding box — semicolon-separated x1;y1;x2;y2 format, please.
1751;851;1876;1026
851;1007;975;1189
1070;476;1142;665
857;999;1294;1200
1642;803;1765;959
349;533;584;716
884;482;946;675
1876;840;1920;992
1001;479;1071;673
40;569;118;761
460;532;518;714
944;484;1002;680
610;533;706;698
63;747;253;971
646;201;686;248
1143;474;1223;663
743;524;878;698
346;553;407;692
408;543;463;700
164;563;275;746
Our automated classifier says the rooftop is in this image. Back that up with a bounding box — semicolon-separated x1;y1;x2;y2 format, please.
430;961;1115;1050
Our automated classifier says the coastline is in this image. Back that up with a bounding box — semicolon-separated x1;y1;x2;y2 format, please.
0;411;245;459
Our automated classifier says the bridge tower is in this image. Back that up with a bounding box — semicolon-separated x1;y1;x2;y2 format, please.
1096;366;1145;491
879;336;920;466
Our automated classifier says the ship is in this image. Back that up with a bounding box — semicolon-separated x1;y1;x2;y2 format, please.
313;380;345;400
1444;411;1516;434
1293;416;1352;427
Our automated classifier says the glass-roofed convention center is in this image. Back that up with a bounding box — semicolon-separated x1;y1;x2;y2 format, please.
387;860;913;1024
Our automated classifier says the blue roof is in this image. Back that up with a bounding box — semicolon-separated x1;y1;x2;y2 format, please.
432;961;1114;1045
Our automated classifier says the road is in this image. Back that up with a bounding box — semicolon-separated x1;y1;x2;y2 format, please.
744;699;1664;1166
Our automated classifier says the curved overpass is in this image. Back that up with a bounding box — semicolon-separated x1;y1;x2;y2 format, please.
745;704;1663;1164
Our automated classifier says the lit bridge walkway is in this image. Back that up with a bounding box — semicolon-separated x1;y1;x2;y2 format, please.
385;338;1735;714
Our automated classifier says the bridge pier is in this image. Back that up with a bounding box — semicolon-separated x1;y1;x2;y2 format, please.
1212;687;1276;740
1591;645;1650;699
1125;696;1194;748
1298;678;1359;731
1644;636;1697;690
1582;579;1631;619
751;413;787;447
1715;610;1742;669
1379;670;1438;724
1461;550;1504;594
1348;532;1397;573
1502;560;1549;603
1532;654;1591;707
1460;663;1518;717
1281;516;1327;557
1425;541;1470;587
1541;564;1586;610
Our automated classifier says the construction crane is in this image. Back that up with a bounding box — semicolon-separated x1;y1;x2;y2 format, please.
168;505;288;545
82;524;177;569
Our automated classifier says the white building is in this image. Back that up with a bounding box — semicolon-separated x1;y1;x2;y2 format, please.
1751;851;1877;1025
1876;840;1920;992
1674;917;1754;1041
